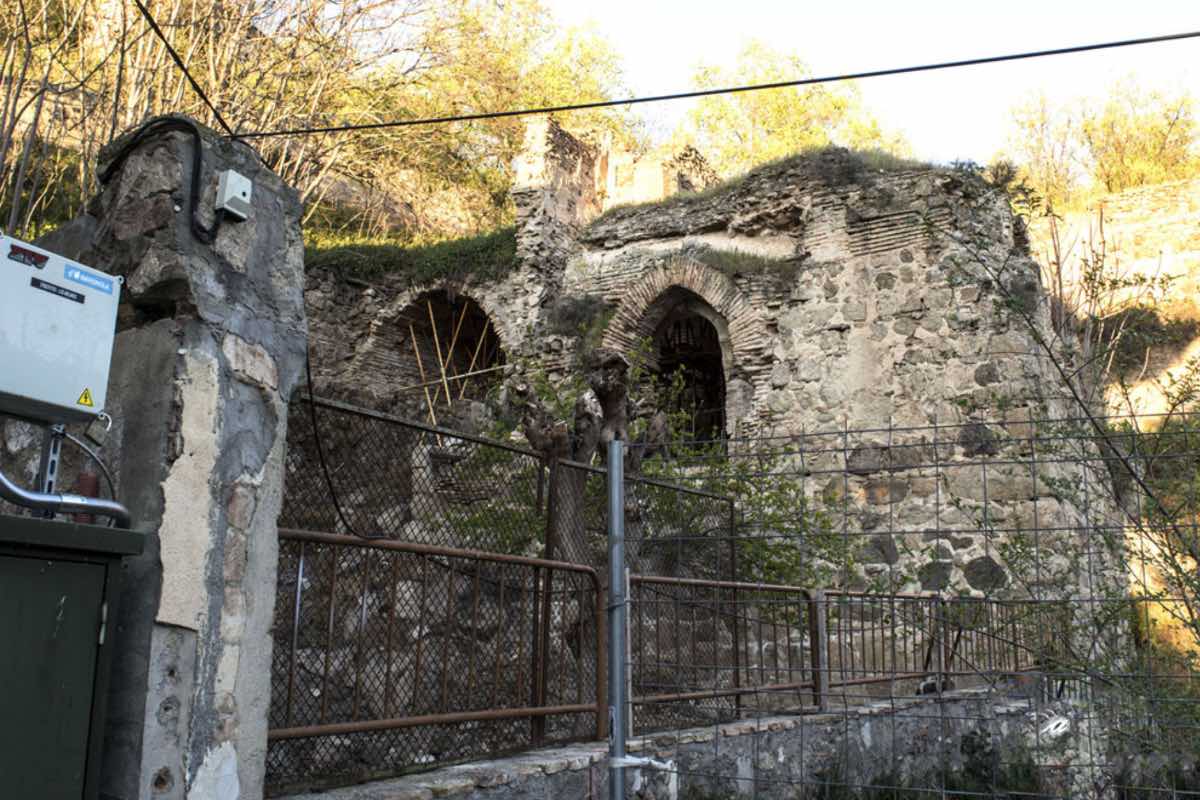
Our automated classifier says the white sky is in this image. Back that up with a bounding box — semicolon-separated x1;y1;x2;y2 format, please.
546;0;1200;164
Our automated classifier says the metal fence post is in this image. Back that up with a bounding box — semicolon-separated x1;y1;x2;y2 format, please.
596;580;609;741
532;460;560;744
934;594;949;694
807;590;828;712
728;501;741;718
607;438;628;800
529;561;545;744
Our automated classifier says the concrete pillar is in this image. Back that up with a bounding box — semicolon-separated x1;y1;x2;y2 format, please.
35;115;307;799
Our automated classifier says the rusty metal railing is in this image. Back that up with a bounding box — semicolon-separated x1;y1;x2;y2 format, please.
266;529;606;794
628;575;1055;733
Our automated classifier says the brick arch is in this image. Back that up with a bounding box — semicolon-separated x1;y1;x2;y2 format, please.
601;257;770;380
376;286;519;357
337;286;515;410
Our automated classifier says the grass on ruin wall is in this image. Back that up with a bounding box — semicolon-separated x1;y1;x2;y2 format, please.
687;244;803;282
304;227;518;285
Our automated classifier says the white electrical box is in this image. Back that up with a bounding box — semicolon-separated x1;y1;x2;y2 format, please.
0;234;122;424
216;170;252;221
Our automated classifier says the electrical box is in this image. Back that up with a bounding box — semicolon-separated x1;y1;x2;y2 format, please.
0;234;121;424
216;169;252;221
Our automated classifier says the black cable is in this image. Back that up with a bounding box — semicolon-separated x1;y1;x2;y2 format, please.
235;30;1200;139
132;0;235;137
100;116;226;245
305;350;384;540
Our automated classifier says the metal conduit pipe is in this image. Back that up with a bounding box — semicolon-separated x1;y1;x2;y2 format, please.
0;465;131;529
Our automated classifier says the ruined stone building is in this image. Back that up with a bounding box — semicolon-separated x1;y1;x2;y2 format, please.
310;120;1062;434
306;119;1117;598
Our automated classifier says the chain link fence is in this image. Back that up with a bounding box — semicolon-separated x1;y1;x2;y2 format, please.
281;396;550;554
613;411;1200;798
272;397;1200;797
266;529;604;794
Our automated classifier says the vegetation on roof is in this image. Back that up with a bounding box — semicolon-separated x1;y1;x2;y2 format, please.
686;244;802;282
305;227;518;286
588;145;935;228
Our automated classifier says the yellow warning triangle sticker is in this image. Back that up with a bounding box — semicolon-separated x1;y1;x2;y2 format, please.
77;388;94;407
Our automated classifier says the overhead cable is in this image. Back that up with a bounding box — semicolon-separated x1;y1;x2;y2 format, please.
235;30;1200;139
132;0;236;137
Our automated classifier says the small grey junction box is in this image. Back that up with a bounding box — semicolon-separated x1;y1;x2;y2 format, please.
0;234;121;424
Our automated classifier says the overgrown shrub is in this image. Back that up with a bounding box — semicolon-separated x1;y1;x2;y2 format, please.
305;227;518;285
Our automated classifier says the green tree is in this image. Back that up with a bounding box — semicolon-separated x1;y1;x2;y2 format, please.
0;0;640;244
323;1;640;242
672;40;907;178
1002;79;1200;210
1081;78;1199;193
1003;92;1082;211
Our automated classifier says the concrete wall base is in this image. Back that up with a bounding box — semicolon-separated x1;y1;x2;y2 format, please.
278;690;1085;800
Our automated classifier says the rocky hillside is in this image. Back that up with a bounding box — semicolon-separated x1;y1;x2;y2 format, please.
1029;178;1200;416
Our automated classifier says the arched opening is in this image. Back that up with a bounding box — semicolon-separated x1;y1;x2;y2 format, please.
647;289;727;441
601;258;768;439
398;290;505;423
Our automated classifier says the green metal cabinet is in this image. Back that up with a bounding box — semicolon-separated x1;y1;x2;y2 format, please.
0;514;143;800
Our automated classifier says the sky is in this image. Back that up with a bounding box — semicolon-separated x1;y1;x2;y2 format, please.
547;0;1200;165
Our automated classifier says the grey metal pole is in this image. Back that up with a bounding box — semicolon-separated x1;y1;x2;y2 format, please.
606;437;627;800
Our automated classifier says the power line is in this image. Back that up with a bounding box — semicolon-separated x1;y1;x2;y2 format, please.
132;0;235;137
235;30;1200;139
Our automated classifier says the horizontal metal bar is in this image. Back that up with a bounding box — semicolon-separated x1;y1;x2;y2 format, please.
634;680;816;706
620;409;1200;447
821;589;936;601
556;458;735;503
630;574;813;597
297;394;541;458
628;581;953;605
279;528;600;586
825;671;931;689
267;703;599;740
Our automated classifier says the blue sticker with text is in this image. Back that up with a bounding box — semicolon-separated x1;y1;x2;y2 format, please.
63;264;113;295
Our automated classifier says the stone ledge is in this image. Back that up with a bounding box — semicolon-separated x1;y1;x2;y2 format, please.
277;688;1036;800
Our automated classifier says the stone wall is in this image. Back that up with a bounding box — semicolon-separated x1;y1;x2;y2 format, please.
574;151;1062;431
278;689;1098;800
304;120;725;420
569;149;1121;600
602;143;721;208
305;259;542;425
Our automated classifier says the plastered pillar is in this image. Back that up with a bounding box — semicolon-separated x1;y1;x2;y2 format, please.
35;115;307;799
